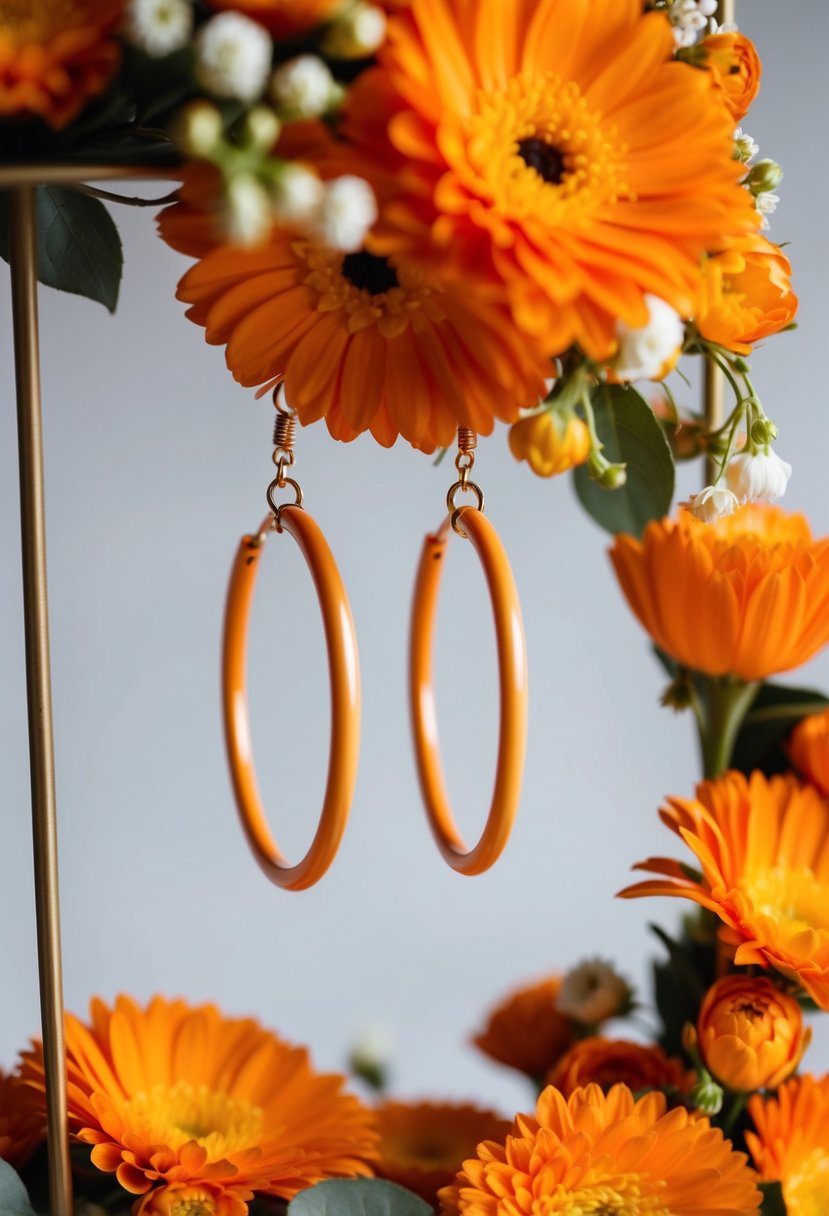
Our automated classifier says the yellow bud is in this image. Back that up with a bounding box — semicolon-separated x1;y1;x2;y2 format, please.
697;975;810;1092
508;411;590;478
175;100;223;158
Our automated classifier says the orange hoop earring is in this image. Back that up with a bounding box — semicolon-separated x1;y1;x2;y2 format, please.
409;429;528;875
221;397;360;891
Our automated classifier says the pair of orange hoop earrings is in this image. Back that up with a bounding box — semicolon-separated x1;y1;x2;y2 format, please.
221;398;528;890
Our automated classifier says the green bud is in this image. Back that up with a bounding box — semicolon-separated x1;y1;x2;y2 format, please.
750;417;778;447
176;100;223;158
732;356;752;374
746;159;783;195
660;672;693;713
591;459;628;490
241;106;281;152
690;1071;724;1117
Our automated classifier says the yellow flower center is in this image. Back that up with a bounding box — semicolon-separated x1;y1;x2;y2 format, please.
545;1176;670;1215
746;866;829;936
464;73;629;222
296;241;444;339
123;1082;264;1158
171;1200;216;1216
785;1148;829;1216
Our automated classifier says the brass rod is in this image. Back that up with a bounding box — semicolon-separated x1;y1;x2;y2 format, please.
0;163;176;188
9;186;73;1216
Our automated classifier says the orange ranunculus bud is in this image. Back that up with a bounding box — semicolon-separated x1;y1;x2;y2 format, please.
701;31;762;122
472;976;573;1079
547;1037;691;1098
697;236;798;357
789;707;829;797
697;975;810;1092
508;411;590;479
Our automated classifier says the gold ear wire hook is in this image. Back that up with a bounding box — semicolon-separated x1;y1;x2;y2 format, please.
268;385;303;528
447;427;485;536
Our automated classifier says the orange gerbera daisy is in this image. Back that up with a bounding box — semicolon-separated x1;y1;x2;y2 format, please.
789;708;829;797
20;995;377;1214
697;236;798;356
439;1084;761;1215
610;505;829;682
0;1067;45;1169
471;977;572;1081
620;770;829;1011
747;1075;829;1216
374;1102;510;1203
204;0;345;38
546;1038;689;1099
0;0;122;130
341;0;757;360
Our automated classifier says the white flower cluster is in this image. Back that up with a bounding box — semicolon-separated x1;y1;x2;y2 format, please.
124;0;193;57
194;12;272;102
225;163;377;251
688;449;792;522
668;0;717;47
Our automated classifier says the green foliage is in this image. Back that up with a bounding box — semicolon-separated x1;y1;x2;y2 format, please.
288;1180;433;1216
760;1182;787;1216
0;1160;38;1216
573;385;675;537
0;186;123;312
731;682;829;778
650;918;717;1056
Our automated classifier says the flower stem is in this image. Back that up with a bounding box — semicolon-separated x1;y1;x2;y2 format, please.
699;679;761;779
721;1091;748;1138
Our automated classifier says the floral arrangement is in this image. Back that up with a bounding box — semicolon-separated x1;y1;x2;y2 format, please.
3;1;828;1216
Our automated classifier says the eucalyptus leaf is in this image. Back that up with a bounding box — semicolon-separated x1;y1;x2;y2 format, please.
573;384;675;536
760;1181;787;1216
731;682;829;778
0;186;122;312
0;1160;38;1216
288;1179;433;1216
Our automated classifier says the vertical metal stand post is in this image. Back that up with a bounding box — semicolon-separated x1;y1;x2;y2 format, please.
9;184;73;1216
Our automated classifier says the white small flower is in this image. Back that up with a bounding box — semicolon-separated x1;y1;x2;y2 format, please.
755;192;780;228
222;175;272;246
272;163;325;224
726;448;792;504
556;960;632;1026
687;484;739;523
349;1024;393;1073
124;0;193;56
270;54;335;119
322;3;387;58
311;175;377;252
733;128;758;163
194;12;272;103
613;295;684;381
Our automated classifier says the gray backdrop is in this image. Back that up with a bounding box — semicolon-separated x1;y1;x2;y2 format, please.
2;0;827;1118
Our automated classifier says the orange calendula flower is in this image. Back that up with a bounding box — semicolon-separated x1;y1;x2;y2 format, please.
620;770;829;1011
701;30;762;123
610;504;829;682
696;975;810;1093
204;0;346;38
547;1038;689;1099
0;0;122;129
747;1075;829;1216
471;976;572;1080
374;1102;511;1203
697;236;798;356
789;707;829;797
341;0;757;360
20;995;377;1210
508;411;590;478
135;1183;248;1216
439;1083;761;1216
0;1068;45;1169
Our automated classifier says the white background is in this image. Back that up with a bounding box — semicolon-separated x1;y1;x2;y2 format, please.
1;0;827;1119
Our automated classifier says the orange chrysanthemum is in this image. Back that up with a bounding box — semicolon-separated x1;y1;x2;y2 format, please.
610;504;829;682
747;1075;829;1216
789;708;829;797
546;1038;689;1099
20;995;377;1214
204;0;345;38
697;236;798;356
0;1067;45;1169
0;0;122;130
374;1102;510;1203
471;977;572;1081
620;770;829;1011
700;31;762;123
439;1084;761;1216
341;0;757;360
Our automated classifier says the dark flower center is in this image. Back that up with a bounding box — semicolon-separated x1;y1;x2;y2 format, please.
341;252;399;295
517;138;567;185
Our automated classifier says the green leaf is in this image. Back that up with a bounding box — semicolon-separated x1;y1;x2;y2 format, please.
760;1181;787;1216
731;682;829;778
573;384;675;537
288;1180;433;1216
0;1160;38;1216
0;186;122;312
650;919;717;1055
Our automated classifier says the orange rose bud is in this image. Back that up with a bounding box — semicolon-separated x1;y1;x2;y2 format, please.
788;707;829;797
697;975;810;1092
547;1037;690;1098
697;236;798;357
701;31;762;122
508;411;590;478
